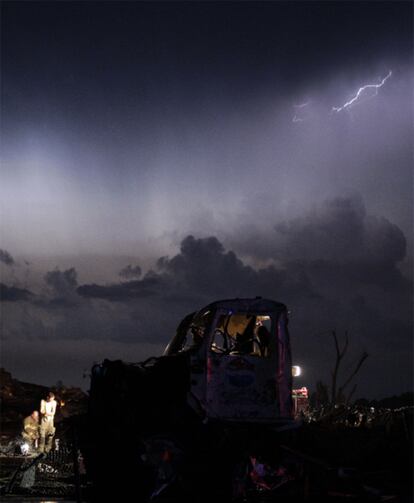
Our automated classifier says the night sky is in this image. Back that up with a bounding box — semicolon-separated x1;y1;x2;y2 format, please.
1;2;412;398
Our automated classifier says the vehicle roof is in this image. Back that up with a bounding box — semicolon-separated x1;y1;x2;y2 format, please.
201;297;287;314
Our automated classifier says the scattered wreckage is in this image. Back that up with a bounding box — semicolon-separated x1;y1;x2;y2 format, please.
84;297;301;501
2;298;411;501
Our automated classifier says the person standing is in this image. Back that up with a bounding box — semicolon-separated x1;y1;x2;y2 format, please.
39;391;57;453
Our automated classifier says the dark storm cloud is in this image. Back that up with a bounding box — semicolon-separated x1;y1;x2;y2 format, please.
42;267;80;307
79;235;316;303
0;283;32;302
2;198;411;342
78;275;160;301
70;233;318;347
72;195;412;324
119;264;142;280
230;195;412;346
1;197;411;396
0;249;15;266
71;197;412;397
159;235;317;301
232;195;409;289
274;196;406;267
74;204;412;342
1;266;149;345
44;267;78;293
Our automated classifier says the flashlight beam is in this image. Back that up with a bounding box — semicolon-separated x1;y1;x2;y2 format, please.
332;70;392;113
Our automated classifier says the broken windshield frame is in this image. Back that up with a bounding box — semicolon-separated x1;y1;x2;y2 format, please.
164;309;213;355
209;311;274;358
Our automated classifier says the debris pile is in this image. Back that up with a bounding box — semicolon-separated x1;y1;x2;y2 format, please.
304;403;413;435
0;444;86;499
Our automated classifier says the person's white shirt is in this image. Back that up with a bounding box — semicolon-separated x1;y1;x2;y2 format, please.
40;399;57;422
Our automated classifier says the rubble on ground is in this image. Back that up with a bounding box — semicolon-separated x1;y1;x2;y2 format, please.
0;373;412;501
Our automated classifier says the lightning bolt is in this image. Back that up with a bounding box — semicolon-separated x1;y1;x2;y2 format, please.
332;70;392;112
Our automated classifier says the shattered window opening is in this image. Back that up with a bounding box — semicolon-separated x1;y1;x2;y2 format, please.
210;313;273;357
174;309;212;353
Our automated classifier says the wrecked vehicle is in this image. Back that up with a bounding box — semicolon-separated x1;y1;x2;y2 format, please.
84;298;297;501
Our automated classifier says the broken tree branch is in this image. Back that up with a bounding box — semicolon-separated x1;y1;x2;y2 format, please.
338;351;369;399
331;331;349;404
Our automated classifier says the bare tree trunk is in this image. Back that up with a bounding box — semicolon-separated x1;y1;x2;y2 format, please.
330;330;349;405
338;351;369;400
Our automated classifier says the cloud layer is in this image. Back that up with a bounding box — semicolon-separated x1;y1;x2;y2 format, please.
0;249;15;266
1;196;412;396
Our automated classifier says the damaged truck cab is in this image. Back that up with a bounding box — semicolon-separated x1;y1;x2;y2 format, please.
164;298;294;424
85;298;296;501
